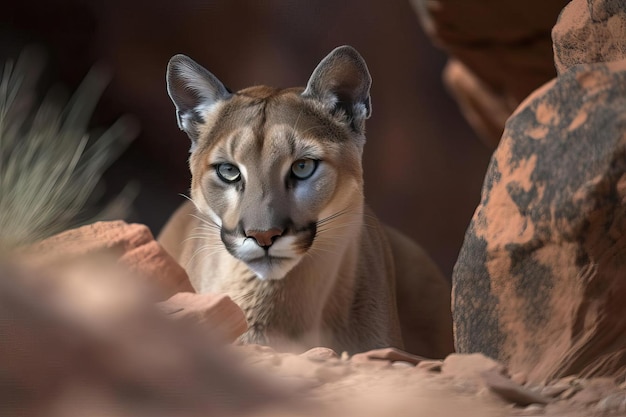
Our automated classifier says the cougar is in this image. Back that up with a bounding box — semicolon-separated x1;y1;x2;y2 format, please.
159;46;453;356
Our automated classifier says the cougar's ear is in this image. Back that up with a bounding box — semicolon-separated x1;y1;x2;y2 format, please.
166;54;232;145
302;46;372;133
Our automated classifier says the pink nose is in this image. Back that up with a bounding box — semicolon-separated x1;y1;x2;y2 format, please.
246;228;283;248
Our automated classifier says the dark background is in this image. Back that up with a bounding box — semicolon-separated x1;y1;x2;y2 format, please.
2;0;492;278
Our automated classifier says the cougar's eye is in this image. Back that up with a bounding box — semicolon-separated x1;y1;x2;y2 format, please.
291;159;318;180
216;163;241;183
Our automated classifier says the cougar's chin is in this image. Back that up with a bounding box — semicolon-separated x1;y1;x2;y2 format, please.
246;255;302;281
223;226;315;280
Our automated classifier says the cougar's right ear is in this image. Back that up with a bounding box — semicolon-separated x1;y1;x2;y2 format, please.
166;54;232;146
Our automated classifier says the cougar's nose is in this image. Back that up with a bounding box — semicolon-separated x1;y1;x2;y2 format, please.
246;228;283;248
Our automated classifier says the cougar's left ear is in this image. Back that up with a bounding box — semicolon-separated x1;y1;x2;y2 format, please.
302;46;372;133
166;54;232;146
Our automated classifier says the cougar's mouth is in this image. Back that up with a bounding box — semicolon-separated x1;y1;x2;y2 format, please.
247;254;291;263
244;254;301;281
219;222;316;280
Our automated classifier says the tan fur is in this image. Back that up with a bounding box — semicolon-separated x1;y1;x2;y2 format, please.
159;47;453;356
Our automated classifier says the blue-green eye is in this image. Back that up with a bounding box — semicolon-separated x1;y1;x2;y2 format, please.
216;163;241;183
291;159;318;180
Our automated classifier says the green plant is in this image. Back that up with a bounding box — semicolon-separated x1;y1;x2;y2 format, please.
0;49;138;251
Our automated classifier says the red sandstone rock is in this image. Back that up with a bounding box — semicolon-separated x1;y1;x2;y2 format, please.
441;353;507;380
23;221;194;299
482;369;550;406
351;347;429;365
301;347;339;362
158;292;248;343
415;360;443;373
569;378;620;405
410;0;566;145
453;0;626;383
553;0;626;75
0;264;281;417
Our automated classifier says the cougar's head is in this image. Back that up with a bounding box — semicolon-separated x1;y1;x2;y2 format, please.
166;46;372;280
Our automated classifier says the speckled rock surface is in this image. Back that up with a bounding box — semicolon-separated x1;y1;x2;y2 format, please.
410;0;567;146
553;0;626;75
453;0;626;382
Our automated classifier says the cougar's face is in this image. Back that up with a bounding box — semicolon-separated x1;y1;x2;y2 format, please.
189;89;364;280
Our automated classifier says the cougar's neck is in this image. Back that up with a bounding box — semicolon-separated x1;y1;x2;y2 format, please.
228;203;364;351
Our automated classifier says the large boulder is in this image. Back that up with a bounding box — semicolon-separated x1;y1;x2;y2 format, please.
410;0;567;146
453;0;626;382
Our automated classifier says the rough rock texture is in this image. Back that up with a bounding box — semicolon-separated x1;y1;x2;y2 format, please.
553;0;626;75
23;220;194;299
453;0;626;383
410;0;567;146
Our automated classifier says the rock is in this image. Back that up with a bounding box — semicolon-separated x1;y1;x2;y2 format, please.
569;377;619;405
314;363;352;383
541;383;570;398
391;361;416;369
238;344;283;368
0;263;282;417
441;353;507;380
560;383;584;400
452;0;626;383
596;392;626;413
516;403;547;416
5;260;609;417
415;360;443;373
481;369;550;406
553;0;626;75
350;347;430;365
511;371;528;386
157;292;247;343
410;0;566;145
277;355;324;380
301;347;339;362
22;221;194;299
